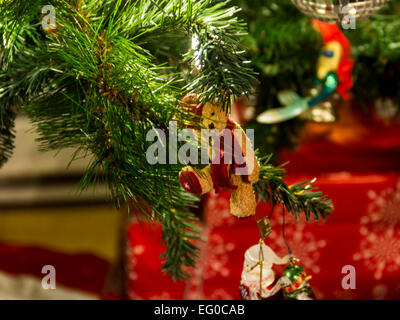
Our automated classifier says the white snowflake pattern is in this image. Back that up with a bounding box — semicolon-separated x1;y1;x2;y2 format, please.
185;229;209;300
204;191;236;229
353;228;400;280
268;224;326;274
127;244;145;282
204;234;235;279
365;181;400;230
127;243;146;300
353;182;400;280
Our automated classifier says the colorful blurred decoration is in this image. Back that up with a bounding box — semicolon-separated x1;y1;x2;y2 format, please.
234;0;400;154
239;201;320;300
281;259;314;300
257;19;354;124
292;0;393;23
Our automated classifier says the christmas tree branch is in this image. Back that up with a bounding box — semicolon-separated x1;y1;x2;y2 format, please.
254;155;333;221
0;0;255;280
0;18;40;166
344;0;400;112
0;0;333;280
160;207;202;280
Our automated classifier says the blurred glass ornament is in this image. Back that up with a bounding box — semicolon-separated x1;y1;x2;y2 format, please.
292;0;392;23
281;258;315;300
299;91;339;123
374;98;399;123
232;95;256;124
257;20;353;124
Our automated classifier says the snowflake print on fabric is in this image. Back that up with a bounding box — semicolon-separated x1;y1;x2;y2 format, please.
268;224;326;274
204;234;235;280
365;181;400;230
353;228;400;280
204;191;236;229
353;182;400;280
127;244;146;300
129;245;145;281
184;229;209;300
185;264;204;300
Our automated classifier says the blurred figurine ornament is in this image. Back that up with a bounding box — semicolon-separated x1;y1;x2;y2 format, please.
240;240;292;300
257;19;354;124
280;258;315;300
231;96;256;124
374;98;399;124
291;0;392;24
177;94;260;218
239;204;323;300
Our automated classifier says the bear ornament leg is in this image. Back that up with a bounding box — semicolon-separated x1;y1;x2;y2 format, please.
179;166;214;195
230;181;258;218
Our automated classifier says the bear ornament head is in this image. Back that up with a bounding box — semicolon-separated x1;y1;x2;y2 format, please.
176;94;229;133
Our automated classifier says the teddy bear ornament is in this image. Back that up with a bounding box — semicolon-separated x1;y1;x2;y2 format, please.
177;94;260;218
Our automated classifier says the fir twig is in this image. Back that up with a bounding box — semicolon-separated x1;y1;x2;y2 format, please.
254;155;333;221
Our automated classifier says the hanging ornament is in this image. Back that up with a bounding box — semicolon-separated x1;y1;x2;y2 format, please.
239;240;292;300
257;19;354;124
177;94;260;218
279;208;315;300
291;0;392;24
280;258;315;300
257;216;273;240
374;98;399;124
232;96;256;124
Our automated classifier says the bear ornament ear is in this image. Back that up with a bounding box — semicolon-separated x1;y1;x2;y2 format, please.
177;94;260;219
174;94;204;129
